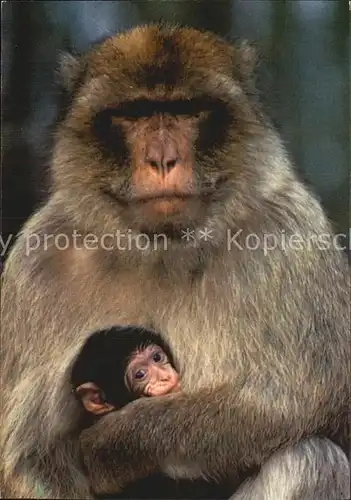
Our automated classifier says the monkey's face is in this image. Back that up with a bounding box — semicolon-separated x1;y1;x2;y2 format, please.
54;24;265;239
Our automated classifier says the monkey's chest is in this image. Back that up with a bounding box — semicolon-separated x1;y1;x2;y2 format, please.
152;298;239;391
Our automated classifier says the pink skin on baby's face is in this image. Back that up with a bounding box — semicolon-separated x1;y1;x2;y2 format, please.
125;344;181;397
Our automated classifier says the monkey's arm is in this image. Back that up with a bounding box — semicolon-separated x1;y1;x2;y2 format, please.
80;372;345;494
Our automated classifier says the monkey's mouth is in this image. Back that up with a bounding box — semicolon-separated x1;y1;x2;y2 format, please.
104;187;216;205
102;187;217;220
133;192;197;203
135;194;198;216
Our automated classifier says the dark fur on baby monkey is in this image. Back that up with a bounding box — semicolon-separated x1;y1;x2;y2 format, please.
71;325;181;416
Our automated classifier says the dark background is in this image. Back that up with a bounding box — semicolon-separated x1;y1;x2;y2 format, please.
1;0;350;263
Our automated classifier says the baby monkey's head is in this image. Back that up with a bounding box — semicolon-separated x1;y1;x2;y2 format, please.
71;325;180;417
124;342;181;397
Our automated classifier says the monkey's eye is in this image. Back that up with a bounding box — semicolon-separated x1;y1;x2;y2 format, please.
134;369;147;380
152;351;166;363
92;110;130;160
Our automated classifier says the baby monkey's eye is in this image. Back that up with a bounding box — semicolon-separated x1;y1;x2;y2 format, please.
134;369;147;380
152;351;165;363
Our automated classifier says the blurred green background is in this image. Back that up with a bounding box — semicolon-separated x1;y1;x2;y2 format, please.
1;0;349;260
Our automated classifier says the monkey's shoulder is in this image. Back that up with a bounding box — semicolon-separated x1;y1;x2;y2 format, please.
3;201;76;281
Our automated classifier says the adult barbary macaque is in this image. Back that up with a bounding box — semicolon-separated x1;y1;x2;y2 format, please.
1;23;350;500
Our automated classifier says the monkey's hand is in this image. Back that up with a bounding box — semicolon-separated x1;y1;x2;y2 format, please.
79;403;160;495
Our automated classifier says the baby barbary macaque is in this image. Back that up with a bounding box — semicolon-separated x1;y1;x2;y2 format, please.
71;325;181;416
72;326;228;495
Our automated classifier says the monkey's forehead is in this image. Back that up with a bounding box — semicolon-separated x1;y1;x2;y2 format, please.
87;24;235;86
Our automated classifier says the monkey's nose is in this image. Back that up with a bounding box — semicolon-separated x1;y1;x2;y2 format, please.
145;142;179;173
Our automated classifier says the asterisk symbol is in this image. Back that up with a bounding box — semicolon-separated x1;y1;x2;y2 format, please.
181;228;196;242
198;228;213;241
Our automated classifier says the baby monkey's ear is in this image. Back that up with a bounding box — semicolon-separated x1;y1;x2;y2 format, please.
75;382;115;415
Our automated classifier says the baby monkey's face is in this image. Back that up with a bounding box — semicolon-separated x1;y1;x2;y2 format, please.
125;345;181;397
75;343;180;417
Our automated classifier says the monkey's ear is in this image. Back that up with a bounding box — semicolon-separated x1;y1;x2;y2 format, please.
57;52;85;93
232;41;258;81
75;382;116;415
